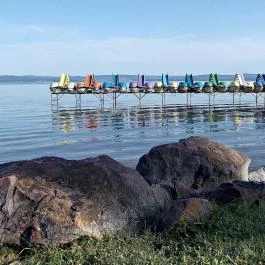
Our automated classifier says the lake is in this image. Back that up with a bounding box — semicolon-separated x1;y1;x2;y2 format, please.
1;84;265;170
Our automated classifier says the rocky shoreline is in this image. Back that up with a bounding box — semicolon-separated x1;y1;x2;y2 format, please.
0;136;264;247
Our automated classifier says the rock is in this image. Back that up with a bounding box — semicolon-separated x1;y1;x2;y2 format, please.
154;198;213;232
136;136;250;190
150;183;173;210
204;180;265;204
0;155;160;246
172;180;200;200
151;180;200;208
249;167;265;182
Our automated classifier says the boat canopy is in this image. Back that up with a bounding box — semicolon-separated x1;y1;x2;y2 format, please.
84;74;94;87
59;73;66;87
112;74;119;87
64;74;70;86
185;74;193;86
137;74;145;87
162;73;170;87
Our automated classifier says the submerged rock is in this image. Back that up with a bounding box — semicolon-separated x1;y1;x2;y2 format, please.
136;136;250;190
0;155;161;246
153;198;213;232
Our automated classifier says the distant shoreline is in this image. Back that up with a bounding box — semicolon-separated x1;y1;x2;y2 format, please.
0;74;257;84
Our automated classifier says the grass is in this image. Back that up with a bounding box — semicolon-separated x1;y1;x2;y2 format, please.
1;201;265;265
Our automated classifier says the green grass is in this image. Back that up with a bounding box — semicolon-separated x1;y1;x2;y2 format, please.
1;202;265;265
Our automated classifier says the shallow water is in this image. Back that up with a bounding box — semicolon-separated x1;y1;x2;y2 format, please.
1;84;265;170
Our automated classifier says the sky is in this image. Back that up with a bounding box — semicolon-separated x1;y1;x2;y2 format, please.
1;0;265;75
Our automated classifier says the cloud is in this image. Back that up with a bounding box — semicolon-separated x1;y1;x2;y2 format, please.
0;21;81;43
0;36;264;75
0;21;44;38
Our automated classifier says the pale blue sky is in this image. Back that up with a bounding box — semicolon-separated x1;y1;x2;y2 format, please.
1;0;265;75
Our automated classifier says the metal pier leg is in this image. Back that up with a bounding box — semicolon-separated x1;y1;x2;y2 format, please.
256;93;258;107
186;93;188;106
99;94;102;109
208;93;211;106
101;94;105;109
232;93;235;107
51;93;58;110
112;91;117;109
112;93;115;111
161;93;166;106
75;94;81;109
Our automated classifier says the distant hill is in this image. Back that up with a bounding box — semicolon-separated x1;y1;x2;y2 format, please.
0;74;258;84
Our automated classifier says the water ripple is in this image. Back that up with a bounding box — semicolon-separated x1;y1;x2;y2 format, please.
0;84;264;170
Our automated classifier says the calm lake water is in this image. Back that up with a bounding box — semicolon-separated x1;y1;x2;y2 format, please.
1;84;265;170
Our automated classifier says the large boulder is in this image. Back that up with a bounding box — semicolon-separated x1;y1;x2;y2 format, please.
136;136;250;190
0;155;161;246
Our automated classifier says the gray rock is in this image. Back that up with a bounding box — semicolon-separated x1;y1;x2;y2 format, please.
171;180;200;199
153;198;213;232
249;167;265;182
136;136;250;190
204;180;265;204
0;155;160;246
150;179;185;210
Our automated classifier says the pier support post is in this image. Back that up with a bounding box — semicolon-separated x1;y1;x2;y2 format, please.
239;92;242;106
75;94;81;110
161;93;166;106
138;92;141;106
50;93;53;109
213;93;216;105
111;91;117;109
101;94;104;109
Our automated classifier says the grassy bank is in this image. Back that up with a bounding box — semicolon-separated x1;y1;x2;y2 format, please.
1;202;265;265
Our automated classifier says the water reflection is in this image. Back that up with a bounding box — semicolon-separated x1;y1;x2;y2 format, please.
51;104;262;135
52;111;76;132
